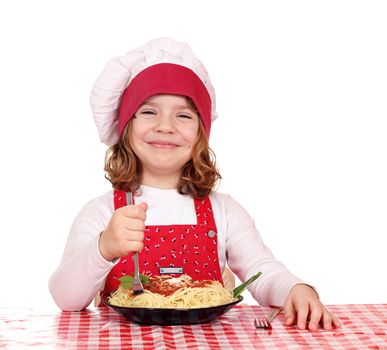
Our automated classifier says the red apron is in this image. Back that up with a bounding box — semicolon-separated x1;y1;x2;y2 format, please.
102;190;223;293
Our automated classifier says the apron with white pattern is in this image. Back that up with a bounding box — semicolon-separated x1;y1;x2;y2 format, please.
102;190;223;293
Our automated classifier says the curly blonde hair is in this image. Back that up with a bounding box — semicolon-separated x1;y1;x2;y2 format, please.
104;116;221;199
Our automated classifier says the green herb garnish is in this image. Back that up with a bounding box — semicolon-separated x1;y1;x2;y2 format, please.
118;274;151;290
233;271;262;298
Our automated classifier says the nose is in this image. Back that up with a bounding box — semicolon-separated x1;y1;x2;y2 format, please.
154;113;176;133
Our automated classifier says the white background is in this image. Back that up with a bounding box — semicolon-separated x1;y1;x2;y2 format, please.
0;0;386;309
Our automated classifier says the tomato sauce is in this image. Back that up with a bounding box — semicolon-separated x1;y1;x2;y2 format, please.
145;276;213;296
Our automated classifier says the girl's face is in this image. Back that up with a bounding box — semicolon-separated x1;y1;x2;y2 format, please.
131;94;200;186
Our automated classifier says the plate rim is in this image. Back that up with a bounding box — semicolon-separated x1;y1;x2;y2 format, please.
101;292;243;312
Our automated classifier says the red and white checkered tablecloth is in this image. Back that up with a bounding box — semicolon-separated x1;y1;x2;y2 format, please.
1;304;386;349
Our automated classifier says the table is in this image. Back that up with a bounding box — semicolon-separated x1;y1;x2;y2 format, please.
1;304;386;349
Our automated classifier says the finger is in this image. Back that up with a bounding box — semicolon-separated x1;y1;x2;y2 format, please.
124;218;145;232
332;313;342;328
322;309;342;330
121;205;147;220
124;230;144;242
308;304;323;331
322;310;334;331
295;302;309;330
283;299;296;326
124;241;144;253
138;202;148;211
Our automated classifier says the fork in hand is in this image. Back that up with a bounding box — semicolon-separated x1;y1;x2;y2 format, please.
126;192;144;295
254;308;281;329
132;251;144;295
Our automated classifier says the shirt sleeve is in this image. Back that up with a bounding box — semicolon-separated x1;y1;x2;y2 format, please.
48;194;116;311
223;195;304;307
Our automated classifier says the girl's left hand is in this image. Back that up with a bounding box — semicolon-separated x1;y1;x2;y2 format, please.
283;284;342;331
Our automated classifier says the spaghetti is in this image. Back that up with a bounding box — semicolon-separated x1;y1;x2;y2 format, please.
108;274;236;308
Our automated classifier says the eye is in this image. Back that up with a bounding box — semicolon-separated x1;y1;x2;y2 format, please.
177;113;193;119
137;109;157;118
142;110;156;115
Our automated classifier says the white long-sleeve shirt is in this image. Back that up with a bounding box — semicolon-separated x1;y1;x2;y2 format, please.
49;185;303;311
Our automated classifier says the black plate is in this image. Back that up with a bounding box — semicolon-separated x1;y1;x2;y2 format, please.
101;292;243;325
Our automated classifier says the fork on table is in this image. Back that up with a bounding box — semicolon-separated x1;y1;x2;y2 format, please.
254;308;281;329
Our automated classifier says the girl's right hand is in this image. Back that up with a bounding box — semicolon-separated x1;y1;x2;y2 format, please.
99;202;148;262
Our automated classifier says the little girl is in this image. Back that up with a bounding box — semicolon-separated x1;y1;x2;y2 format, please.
49;37;340;331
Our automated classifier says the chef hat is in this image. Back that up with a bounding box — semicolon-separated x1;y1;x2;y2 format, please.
90;37;218;146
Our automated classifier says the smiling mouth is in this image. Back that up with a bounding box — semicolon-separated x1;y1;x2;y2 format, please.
148;141;180;149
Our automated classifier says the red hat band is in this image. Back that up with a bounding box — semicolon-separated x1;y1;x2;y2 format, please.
118;63;212;137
